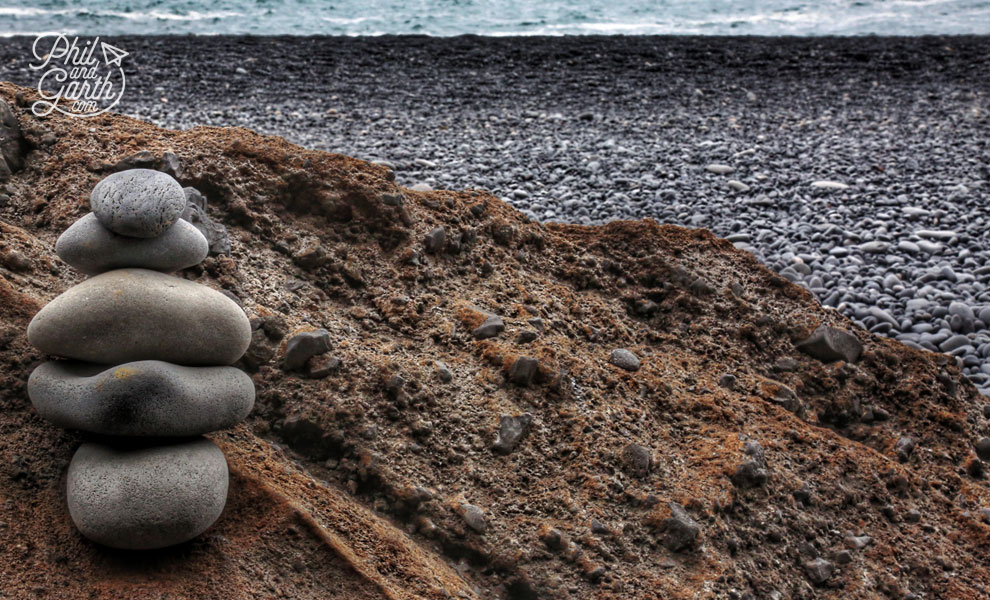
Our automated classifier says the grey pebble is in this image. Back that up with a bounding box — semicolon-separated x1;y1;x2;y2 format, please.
472;314;505;339
457;503;487;533
90;169;187;238
610;348;641;371
509;356;539;386
796;325;863;363
804;558;834;584
67;438;228;549
29;360;254;436
662;502;700;551
56;212;208;275
28;268;251;366
492;413;533;455
975;437;990;461
283;329;332;371
705;164;734;175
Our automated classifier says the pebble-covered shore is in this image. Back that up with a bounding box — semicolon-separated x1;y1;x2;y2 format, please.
1;34;987;393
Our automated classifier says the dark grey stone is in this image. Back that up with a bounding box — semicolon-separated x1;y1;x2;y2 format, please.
492;413;533;455
472;314;504;339
457;503;487;533
27;268;251;365
797;325;863;363
940;334;972;353
975;437;990;461
283;329;332;371
90;169;187;238
662;503;700;551
29;360;254;436
804;558;834;585
610;348;641;371
434;360;453;382
56;213;208;275
424;226;446;254
509;356;539;386
895;436;916;461
621;443;653;478
718;373;738;390
0;98;26;180
180;187;231;256
67;438;228;549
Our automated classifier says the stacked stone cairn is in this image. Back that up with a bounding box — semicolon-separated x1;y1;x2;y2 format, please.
26;169;253;550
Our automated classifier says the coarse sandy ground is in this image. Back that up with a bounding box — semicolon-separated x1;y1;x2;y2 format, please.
0;79;989;599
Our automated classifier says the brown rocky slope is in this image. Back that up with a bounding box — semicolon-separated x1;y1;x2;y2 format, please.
0;82;988;599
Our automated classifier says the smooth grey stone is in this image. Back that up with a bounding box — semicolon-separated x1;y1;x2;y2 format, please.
67;438;228;549
897;240;920;254
29;360;254;436
916;229;957;241
90;169;187;238
705;164;734;175
975;437;990;461
28;268;251;365
55;213;208;275
858;241;888;254
810;180;849;190
610;348;641;371
940;334;971;353
949;301;975;323
797;325;863;363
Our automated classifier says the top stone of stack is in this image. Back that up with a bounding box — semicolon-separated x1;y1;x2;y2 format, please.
55;169;210;275
90;169;186;238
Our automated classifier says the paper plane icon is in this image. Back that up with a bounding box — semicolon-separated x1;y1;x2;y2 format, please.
101;42;128;67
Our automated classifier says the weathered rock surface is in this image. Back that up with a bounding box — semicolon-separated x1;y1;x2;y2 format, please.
55;212;209;274
28;360;254;436
797;325;864;363
67;438;228;550
492;413;532;455
284;329;332;371
181;186;231;256
0;98;25;179
28;268;251;365
90;169;186;238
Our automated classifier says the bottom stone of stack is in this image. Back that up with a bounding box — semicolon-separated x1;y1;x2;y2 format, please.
67;437;228;550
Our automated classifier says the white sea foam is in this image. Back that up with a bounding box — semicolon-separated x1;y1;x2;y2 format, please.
0;0;986;36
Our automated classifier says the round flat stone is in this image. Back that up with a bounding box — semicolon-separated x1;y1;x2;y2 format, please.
56;213;208;275
28;268;251;365
29;360;254;436
90;169;186;238
67;438;228;550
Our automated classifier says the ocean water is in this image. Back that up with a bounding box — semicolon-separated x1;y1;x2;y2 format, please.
0;0;987;37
